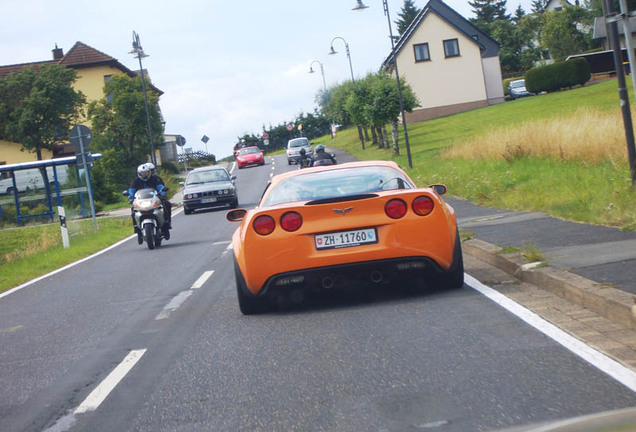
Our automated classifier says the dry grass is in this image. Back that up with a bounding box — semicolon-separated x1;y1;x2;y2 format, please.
442;108;629;165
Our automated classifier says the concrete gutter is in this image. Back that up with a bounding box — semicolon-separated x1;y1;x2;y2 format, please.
463;238;636;330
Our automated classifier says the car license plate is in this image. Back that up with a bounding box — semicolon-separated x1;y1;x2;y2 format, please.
202;197;217;203
315;228;377;250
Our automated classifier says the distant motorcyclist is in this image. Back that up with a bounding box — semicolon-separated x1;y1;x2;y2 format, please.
312;144;336;165
296;148;312;167
128;164;172;234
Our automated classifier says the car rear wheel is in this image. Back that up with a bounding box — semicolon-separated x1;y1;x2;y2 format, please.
234;257;264;315
438;229;464;289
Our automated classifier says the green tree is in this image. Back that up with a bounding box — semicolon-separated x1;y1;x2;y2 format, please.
0;65;85;160
395;0;421;36
540;6;594;61
469;0;510;30
87;74;164;199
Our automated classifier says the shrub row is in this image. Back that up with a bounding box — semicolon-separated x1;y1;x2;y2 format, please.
525;58;591;94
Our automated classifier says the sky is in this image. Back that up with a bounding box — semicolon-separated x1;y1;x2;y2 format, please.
1;0;531;159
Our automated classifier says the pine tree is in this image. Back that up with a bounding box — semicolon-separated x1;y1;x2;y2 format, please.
395;0;421;36
468;0;510;28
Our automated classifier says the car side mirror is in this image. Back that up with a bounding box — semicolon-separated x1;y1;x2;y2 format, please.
179;181;185;186
429;184;447;195
231;175;237;181
122;190;128;196
227;208;247;222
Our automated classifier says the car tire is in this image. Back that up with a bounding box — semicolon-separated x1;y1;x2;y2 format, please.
438;228;464;289
144;224;155;250
184;207;192;215
231;197;239;209
234;257;264;315
288;160;292;165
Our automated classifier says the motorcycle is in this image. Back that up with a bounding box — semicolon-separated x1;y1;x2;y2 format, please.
125;188;170;250
311;153;337;167
297;155;314;169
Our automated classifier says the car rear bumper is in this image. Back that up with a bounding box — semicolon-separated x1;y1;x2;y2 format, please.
247;256;447;298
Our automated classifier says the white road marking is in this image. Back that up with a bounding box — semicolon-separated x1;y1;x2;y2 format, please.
465;274;636;393
212;240;231;246
155;270;214;320
43;349;147;432
192;270;214;289
74;349;147;414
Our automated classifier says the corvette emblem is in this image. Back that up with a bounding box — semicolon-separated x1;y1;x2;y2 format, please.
333;206;354;215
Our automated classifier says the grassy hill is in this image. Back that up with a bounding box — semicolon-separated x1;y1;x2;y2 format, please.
318;79;636;231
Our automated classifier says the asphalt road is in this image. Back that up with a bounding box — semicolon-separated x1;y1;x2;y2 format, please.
0;148;634;432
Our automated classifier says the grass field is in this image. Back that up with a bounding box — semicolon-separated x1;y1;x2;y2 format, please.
319;79;636;231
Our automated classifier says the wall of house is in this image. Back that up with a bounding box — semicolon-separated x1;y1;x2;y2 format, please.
0;140;53;165
396;12;488;114
481;56;505;104
73;65;127;103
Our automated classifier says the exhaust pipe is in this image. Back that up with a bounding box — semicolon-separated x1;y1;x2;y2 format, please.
321;277;334;289
371;271;383;284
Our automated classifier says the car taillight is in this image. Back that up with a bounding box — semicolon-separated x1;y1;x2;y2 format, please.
253;215;275;235
385;199;407;219
280;211;302;232
412;196;434;216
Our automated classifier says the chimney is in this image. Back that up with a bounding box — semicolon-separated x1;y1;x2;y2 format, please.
52;44;64;60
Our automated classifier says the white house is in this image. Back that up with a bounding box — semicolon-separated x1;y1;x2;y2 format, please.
383;0;505;123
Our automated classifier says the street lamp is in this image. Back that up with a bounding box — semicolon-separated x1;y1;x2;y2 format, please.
329;37;355;82
129;31;156;166
309;60;327;92
352;0;413;168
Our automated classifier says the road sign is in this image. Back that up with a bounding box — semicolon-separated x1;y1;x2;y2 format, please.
69;125;92;151
176;136;186;147
264;139;270;146
262;132;269;140
201;135;209;144
286;123;294;131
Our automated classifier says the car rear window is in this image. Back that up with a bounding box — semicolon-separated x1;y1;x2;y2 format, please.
262;166;413;206
288;138;309;148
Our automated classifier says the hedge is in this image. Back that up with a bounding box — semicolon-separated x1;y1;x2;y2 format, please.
525;58;591;94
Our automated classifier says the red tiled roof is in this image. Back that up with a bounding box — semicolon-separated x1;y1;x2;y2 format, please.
0;41;163;94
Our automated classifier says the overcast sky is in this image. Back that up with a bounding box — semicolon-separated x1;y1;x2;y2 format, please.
1;0;530;159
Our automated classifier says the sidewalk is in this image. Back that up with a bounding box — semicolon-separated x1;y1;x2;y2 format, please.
446;197;636;330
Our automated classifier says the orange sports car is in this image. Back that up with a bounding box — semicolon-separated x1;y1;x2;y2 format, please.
226;160;463;314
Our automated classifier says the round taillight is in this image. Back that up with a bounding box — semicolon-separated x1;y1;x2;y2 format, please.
280;211;302;232
253;215;275;235
385;199;407;219
412;196;434;216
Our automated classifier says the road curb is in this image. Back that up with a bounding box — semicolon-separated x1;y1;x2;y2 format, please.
463;238;636;330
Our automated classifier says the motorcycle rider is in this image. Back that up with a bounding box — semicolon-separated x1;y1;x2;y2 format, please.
128;163;172;238
312;144;336;165
297;148;312;167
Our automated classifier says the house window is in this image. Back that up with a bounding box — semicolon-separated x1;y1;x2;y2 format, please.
104;75;113;102
413;43;430;62
443;39;460;58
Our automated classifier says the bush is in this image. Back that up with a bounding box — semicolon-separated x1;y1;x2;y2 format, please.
525;58;591;94
160;161;179;174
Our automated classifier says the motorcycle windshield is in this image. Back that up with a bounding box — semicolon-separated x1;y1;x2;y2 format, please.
136;189;157;199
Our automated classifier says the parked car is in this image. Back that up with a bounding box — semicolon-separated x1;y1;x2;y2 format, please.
507;79;534;100
226;160;464;314
236;146;265;169
180;166;238;215
0;166;69;195
286;137;314;165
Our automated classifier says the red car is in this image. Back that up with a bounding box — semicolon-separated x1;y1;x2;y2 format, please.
236;146;265;169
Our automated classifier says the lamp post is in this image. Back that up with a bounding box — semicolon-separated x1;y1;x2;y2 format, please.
329;37;355;82
352;0;413;168
329;36;365;148
129;31;156;166
309;60;327;91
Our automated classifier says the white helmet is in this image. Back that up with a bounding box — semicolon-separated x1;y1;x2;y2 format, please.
137;164;151;181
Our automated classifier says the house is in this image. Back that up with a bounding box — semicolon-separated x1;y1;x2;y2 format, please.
544;0;575;12
383;0;504;124
0;42;164;165
593;15;636;51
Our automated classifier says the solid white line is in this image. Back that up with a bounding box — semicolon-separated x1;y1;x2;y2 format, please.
465;273;636;393
74;349;147;414
192;270;214;289
0;235;136;300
